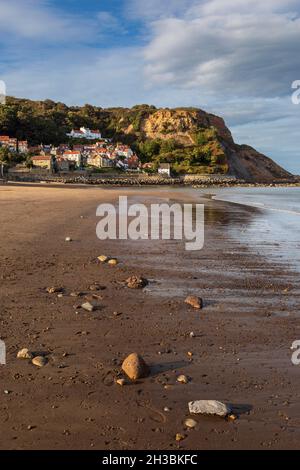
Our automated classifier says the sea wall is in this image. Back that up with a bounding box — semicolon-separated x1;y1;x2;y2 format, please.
7;172;242;186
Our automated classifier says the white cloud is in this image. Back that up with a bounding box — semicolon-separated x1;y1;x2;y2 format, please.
126;0;194;20
0;0;95;42
143;1;300;97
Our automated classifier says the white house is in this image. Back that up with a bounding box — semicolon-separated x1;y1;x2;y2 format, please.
67;127;102;140
87;154;114;168
158;163;171;177
115;145;134;158
63;150;82;167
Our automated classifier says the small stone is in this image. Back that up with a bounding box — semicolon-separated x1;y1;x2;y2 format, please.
175;433;186;442
164;407;171;412
108;258;118;266
189;332;195;338
122;353;150;381
46;287;63;294
17;349;33;360
98;255;109;263
27;425;35;431
116;379;126;386
4;390;11;395
187;351;193;357
228;414;237;421
70;292;83;298
81;302;95;312
126;276;148;289
32;356;48;368
113;311;122;317
184;418;197;429
65;237;72;242
89;284;103;291
188;400;231;417
177;375;189;384
185;295;203;310
164;385;172;390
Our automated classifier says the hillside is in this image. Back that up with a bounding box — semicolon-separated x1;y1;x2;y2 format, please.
0;97;293;181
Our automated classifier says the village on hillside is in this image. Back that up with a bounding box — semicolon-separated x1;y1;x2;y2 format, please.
0;127;171;177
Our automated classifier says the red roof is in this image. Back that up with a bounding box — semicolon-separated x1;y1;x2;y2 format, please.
32;156;51;161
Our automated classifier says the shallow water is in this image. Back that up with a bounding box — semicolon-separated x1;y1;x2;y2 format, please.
102;185;300;273
205;187;300;273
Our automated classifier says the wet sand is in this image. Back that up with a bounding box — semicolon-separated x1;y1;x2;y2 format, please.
0;184;300;450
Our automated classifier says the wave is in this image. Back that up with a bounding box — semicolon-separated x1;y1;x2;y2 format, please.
212;195;300;217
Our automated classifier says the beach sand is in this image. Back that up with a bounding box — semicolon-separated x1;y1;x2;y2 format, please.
0;183;300;450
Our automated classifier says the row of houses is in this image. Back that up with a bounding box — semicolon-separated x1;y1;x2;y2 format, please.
0;131;172;176
30;141;141;172
0;136;29;153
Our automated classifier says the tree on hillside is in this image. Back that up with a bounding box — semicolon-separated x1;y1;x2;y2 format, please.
0;147;14;164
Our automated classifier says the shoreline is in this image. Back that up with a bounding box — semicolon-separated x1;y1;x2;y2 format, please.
0;185;300;450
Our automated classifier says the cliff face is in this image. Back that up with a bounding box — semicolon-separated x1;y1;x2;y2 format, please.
227;145;292;182
115;107;291;182
138;108;233;144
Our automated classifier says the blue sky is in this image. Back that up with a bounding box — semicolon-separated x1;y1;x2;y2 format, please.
0;0;300;173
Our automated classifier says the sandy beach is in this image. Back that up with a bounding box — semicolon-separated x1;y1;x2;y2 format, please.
0;184;300;450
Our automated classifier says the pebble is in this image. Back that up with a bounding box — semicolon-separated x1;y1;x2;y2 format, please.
228;414;237;421
65;237;72;242
46;287;63;294
116;379;126;386
184;418;197;429
32;356;48;368
17;349;33;360
81;302;95;312
89;284;104;291
188;400;231;417
122;353;150;381
185;295;203;310
98;255;109;263
177;375;189;384
175;433;186;442
108;259;118;266
126;276;148;289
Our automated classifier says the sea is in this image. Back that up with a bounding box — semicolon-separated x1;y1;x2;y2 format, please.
207;187;300;273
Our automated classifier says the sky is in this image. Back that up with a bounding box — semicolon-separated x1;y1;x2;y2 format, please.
0;0;299;173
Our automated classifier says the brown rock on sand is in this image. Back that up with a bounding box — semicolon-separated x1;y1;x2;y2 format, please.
122;353;150;381
108;258;118;266
126;276;148;289
185;295;203;310
17;348;33;360
32;356;48;368
46;287;63;294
